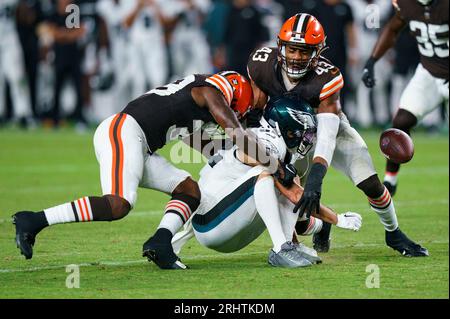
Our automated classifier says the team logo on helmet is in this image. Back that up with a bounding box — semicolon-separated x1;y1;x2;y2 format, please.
286;107;317;129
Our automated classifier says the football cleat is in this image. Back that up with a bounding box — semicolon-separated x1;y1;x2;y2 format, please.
268;241;312;268
385;228;429;257
295;243;322;264
142;233;188;270
383;180;397;197
12;211;38;260
312;221;331;252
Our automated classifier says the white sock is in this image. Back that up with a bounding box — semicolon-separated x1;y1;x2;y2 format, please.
44;197;95;225
158;198;194;236
44;203;76;225
384;172;398;185
277;195;300;240
301;217;323;236
157;213;184;236
369;187;399;232
254;176;287;253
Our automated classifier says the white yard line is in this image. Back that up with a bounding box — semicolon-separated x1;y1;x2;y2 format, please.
0;240;447;274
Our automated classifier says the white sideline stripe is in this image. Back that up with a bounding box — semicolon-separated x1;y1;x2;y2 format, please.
0;240;448;274
0;199;448;224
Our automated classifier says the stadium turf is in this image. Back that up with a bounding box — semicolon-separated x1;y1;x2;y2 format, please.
0;127;448;299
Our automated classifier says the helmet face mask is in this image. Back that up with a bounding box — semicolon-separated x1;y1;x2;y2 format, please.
277;14;326;80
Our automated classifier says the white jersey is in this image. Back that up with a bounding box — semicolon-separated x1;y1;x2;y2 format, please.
122;0;174;40
197;126;287;215
0;0;18;35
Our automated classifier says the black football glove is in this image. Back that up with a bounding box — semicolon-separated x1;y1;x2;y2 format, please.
362;57;377;88
293;163;327;218
274;162;297;188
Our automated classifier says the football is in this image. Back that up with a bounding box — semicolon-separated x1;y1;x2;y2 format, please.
379;128;414;164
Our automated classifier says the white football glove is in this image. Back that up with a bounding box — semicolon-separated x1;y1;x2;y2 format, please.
336;212;362;231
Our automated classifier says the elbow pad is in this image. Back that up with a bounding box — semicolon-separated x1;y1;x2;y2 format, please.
313;113;340;166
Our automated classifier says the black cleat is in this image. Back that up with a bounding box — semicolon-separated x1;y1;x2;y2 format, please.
12;212;38;260
383;181;397;197
313;221;331;253
386;228;429;257
142;229;188;270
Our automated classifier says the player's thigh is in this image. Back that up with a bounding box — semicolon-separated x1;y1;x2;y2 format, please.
399;64;444;118
139;152;191;194
93;113;147;207
331;113;377;186
193;192;263;253
193;168;266;253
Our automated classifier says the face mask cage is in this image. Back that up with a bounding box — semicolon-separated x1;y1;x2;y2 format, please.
278;39;325;79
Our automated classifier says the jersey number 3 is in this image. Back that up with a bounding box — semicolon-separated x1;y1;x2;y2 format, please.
148;76;195;96
409;21;449;58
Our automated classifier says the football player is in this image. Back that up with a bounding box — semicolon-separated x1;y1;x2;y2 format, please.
171;96;362;268
12;71;279;269
0;0;33;127
246;13;428;257
362;0;449;196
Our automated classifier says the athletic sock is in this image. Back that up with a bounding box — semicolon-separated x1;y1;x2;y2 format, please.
254;176;287;253
44;196;113;225
295;216;323;236
368;187;399;232
157;194;200;236
384;171;398;185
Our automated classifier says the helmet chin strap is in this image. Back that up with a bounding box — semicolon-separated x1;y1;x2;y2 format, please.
417;0;433;5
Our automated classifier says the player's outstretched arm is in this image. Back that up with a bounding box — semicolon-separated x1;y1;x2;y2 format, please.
275;178;362;231
193;86;279;172
362;11;407;88
294;93;341;218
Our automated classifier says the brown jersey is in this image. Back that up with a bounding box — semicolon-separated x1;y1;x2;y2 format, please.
395;0;449;80
122;74;232;152
247;47;344;110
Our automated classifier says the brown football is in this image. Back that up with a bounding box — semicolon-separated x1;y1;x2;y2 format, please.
379;128;414;164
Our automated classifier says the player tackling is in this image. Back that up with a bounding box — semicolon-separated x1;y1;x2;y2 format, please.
171;96;363;268
246;13;428;257
12;71;278;269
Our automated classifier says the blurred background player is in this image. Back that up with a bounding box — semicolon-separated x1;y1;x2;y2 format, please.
0;0;34;128
122;0;173;99
167;0;214;79
362;0;449;196
349;0;392;128
97;0;135;112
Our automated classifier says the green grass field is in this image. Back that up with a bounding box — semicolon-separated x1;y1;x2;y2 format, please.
0;127;448;299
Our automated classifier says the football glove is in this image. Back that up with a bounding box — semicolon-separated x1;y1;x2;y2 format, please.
274;162;297;188
294;163;327;218
336;212;362;231
362;57;377;88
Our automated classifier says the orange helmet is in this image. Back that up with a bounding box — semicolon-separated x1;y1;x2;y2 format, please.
207;71;254;119
277;13;326;79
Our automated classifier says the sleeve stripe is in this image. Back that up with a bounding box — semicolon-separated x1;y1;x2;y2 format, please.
205;75;234;106
320;80;344;100
322;74;343;91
